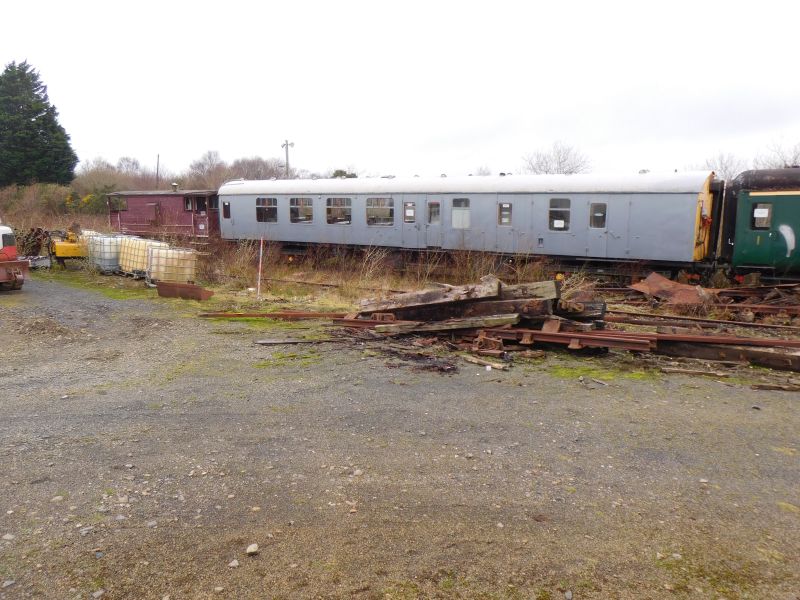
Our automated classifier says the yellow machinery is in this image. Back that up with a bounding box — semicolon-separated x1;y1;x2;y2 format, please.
49;227;89;266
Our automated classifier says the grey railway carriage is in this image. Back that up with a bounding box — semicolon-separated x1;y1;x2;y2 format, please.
217;171;718;265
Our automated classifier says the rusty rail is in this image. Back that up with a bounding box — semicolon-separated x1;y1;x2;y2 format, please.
605;310;800;331
713;304;800;316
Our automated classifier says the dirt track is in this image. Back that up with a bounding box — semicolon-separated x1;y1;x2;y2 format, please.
0;275;798;599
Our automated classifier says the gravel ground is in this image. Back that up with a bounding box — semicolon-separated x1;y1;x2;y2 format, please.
0;276;798;600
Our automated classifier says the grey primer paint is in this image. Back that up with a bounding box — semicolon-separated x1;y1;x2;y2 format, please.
218;174;707;263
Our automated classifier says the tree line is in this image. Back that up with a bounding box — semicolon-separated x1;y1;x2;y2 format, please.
1;60;798;220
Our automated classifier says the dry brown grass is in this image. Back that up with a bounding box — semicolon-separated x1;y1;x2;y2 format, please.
502;254;552;284
404;251;444;289
0;185;112;232
197;242;562;304
196;239;260;289
559;270;595;300
448;250;504;284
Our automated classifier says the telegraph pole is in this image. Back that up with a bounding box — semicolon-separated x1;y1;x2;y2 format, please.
281;140;294;179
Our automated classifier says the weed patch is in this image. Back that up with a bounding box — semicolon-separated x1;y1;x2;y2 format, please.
548;360;658;382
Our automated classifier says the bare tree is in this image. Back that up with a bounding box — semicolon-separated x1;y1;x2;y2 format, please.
753;142;800;169
228;157;285;180
700;152;748;181
522;141;589;174
185;150;229;188
472;165;491;176
116;156;142;175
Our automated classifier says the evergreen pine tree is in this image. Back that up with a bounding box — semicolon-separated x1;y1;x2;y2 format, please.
0;61;78;186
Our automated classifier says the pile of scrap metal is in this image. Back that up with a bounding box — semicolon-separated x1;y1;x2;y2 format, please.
202;273;800;373
341;274;800;372
625;272;800;324
14;225;93;269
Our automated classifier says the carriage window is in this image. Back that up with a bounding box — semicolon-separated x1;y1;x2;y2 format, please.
751;203;772;230
589;203;607;228
222;202;231;219
452;198;470;229
209;197;219;210
2;233;15;248
184;198;193;211
196;197;207;212
428;201;440;225
498;202;512;226
108;197;127;211
326;198;351;224
256;197;277;223
367;197;394;226
404;201;416;223
290;197;313;223
549;198;570;231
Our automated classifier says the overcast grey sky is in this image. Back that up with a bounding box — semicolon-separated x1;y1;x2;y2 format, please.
3;0;799;177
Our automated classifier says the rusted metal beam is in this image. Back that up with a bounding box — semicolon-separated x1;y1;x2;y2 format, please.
482;328;653;352
605;311;800;331
714;304;800;316
157;282;213;301
651;332;800;349
199;311;348;319
578;328;800;349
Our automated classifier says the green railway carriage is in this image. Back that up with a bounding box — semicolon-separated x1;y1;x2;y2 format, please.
725;169;800;274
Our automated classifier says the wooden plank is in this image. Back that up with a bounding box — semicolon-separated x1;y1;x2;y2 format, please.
374;313;519;335
386;298;551;322
461;354;509;370
499;280;561;301
359;275;500;313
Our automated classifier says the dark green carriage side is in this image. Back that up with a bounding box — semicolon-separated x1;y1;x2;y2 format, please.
729;169;800;274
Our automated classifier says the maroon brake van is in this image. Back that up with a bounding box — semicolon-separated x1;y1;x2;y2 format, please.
107;189;220;240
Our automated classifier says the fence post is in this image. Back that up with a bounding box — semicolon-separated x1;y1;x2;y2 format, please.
256;237;264;300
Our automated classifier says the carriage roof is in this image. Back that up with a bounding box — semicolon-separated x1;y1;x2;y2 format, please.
219;171;714;197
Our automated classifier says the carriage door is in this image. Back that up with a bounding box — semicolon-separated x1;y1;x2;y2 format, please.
194;196;209;237
146;202;161;227
401;195;423;248
426;198;442;247
586;200;608;257
496;198;514;252
733;194;797;270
